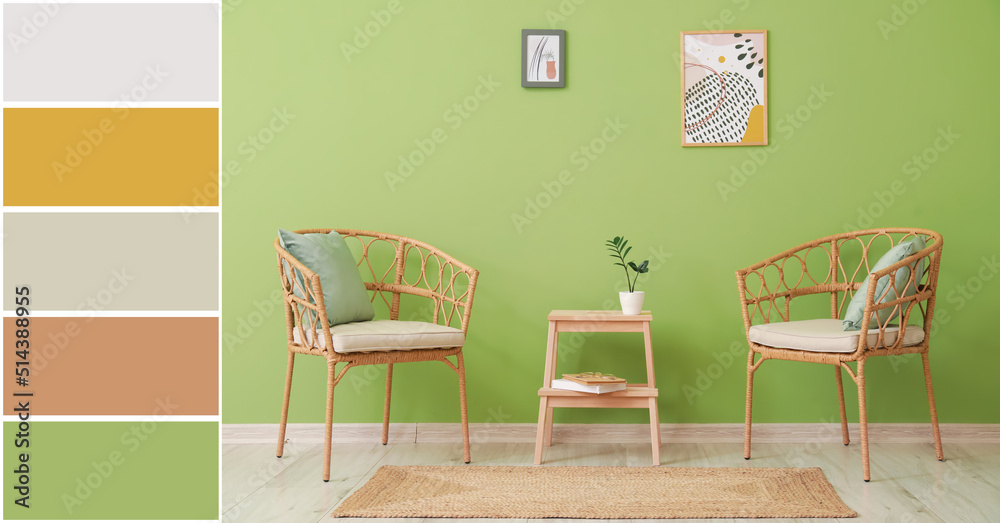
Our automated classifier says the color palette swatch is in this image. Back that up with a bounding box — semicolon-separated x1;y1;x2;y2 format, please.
3;213;219;311
4;108;219;206
2;318;218;416
3;3;219;102
3;2;220;520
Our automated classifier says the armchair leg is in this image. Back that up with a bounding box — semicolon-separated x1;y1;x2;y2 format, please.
276;351;295;458
835;365;850;446
744;351;757;460
922;353;945;461
457;352;471;464
382;364;393;445
856;359;871;482
323;362;336;482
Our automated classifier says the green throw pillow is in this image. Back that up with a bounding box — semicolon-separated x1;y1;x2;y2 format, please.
278;229;375;326
843;236;926;331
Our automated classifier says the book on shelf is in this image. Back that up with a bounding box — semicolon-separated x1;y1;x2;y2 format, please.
562;372;626;386
551;378;627;394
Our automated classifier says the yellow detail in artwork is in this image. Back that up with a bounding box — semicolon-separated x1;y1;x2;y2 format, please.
741;105;765;143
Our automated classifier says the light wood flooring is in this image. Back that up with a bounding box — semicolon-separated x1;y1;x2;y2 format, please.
221;425;1000;523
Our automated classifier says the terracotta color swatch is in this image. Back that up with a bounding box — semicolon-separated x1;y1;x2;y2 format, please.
3;317;218;415
3;108;218;206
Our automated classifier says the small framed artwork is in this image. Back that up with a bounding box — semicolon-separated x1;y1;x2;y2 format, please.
681;30;767;146
522;29;565;88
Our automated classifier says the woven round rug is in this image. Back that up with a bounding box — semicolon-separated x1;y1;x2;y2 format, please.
331;465;857;519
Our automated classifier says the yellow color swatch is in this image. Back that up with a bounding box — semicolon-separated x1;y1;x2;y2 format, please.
3;108;218;206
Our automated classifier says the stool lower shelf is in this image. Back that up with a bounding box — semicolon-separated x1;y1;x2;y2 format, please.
535;385;660;465
539;384;657;408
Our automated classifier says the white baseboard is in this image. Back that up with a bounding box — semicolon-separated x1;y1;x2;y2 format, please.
222;422;1000;445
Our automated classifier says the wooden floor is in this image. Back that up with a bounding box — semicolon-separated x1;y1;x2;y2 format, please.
221;426;1000;523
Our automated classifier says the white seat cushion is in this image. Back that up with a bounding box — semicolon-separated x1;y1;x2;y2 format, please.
292;320;465;354
748;319;925;353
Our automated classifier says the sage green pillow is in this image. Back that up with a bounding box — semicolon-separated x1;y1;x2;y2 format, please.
278;229;375;326
843;236;926;331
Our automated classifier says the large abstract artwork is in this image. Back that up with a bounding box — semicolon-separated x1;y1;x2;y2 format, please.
681;30;767;146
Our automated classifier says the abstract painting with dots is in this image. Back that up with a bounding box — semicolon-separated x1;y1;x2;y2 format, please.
681;31;767;146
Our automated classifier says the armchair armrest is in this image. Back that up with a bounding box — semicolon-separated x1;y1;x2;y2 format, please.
275;240;334;354
854;242;942;353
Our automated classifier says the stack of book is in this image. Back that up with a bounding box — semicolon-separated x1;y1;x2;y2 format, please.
551;372;627;394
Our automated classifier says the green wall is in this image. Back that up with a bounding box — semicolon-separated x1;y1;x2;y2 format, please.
222;0;1000;425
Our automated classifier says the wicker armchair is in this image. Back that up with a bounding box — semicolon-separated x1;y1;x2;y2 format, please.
736;228;943;481
274;229;478;481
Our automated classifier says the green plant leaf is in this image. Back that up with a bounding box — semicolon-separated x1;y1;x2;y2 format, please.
628;261;638;271
637;260;649;273
614;263;625;267
623;246;632;258
613;236;621;245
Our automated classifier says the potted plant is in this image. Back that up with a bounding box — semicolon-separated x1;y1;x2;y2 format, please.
606;235;649;315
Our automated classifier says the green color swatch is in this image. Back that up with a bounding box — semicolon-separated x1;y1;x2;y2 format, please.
4;422;218;519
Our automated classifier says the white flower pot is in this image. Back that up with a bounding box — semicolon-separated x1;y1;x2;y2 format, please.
619;291;645;315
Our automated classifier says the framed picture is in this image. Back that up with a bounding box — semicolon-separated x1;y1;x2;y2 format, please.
522;29;565;88
681;30;767;146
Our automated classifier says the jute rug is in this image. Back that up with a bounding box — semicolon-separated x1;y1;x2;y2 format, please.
331;466;857;519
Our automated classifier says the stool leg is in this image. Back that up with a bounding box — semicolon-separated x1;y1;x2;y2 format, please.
544;406;554;446
649;397;661;466
534;397;548;465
